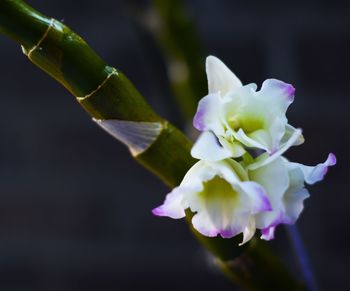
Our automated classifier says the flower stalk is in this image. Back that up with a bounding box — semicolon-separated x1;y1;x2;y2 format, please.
0;1;304;289
129;0;207;120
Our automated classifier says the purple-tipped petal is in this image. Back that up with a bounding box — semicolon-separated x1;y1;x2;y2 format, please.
193;93;223;134
259;79;295;112
277;82;295;102
219;228;238;239
240;181;272;214
152;207;166;216
152;187;187;219
260;213;285;240
261;79;295;100
327;153;337;166
193;95;212;131
285;85;296;101
290;153;337;185
217;214;251;240
193;106;206;131
260;226;276;240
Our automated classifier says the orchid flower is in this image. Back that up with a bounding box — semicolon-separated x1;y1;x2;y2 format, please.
152;159;272;245
153;152;336;244
247;152;336;240
153;55;336;245
191;56;304;162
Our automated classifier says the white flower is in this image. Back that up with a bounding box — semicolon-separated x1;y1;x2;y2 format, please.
153;55;337;245
248;153;336;240
191;56;304;162
152;153;336;244
152;159;272;245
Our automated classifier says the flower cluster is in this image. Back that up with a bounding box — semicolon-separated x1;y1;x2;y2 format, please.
153;56;336;245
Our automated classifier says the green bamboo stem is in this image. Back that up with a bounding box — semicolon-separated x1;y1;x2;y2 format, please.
0;1;303;289
0;0;194;187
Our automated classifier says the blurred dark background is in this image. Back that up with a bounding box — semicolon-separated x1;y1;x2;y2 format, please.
0;0;348;290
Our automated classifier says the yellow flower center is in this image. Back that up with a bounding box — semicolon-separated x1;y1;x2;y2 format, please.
199;176;239;227
228;114;264;134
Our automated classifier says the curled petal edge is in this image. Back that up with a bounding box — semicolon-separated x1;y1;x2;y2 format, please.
248;128;303;170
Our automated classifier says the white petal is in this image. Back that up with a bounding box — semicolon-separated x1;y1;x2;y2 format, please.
225;159;249;182
247;130;272;152
268;117;288;152
187;171;252;240
152;187;188;219
250;157;290;229
191;132;232;162
218;138;246;158
181;160;241;190
206;56;242;96
181;160;216;188
250;158;289;201
288;153;336;185
280;164;310;223
208;159;243;184
283;124;305;146
240;217;256;246
233;128;270;151
284;187;310;224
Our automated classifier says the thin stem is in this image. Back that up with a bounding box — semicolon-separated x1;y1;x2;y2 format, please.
129;0;207;120
286;225;318;291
